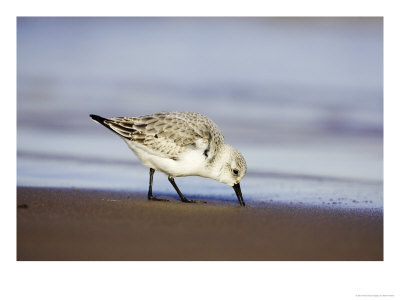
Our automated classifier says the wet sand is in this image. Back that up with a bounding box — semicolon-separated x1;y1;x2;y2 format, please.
17;187;383;260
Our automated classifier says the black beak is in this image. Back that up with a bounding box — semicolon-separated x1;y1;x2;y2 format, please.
233;183;245;207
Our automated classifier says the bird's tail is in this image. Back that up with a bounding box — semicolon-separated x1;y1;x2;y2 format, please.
89;114;133;139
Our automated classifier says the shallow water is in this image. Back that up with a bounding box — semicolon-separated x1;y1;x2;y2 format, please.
17;17;383;209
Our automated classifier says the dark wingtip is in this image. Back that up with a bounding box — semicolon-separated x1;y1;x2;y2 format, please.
89;114;130;139
89;114;108;125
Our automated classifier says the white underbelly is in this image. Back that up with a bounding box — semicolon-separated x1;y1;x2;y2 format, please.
127;142;207;178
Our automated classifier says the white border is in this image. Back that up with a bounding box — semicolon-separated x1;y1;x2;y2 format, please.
2;1;399;299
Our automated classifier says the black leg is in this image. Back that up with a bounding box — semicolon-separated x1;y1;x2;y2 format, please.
168;176;206;204
148;168;169;202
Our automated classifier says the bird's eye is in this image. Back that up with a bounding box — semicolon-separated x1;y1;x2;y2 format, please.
233;169;239;175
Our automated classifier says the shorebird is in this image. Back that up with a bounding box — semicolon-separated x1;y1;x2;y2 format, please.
89;112;247;206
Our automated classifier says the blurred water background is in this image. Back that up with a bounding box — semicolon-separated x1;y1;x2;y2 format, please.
17;17;383;209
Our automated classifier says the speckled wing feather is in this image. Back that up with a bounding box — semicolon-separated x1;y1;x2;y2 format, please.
105;112;225;159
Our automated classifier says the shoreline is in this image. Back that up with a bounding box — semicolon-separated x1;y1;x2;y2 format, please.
17;186;383;260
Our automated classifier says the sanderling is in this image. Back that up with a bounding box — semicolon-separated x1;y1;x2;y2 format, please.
89;112;247;206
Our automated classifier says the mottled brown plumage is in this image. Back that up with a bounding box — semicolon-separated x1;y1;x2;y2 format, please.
105;112;224;160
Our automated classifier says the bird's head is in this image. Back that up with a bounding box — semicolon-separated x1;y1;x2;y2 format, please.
215;144;247;206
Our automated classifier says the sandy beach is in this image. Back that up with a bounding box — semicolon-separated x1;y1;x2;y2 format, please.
17;187;383;261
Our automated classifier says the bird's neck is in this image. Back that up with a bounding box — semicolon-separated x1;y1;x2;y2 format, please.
204;144;230;182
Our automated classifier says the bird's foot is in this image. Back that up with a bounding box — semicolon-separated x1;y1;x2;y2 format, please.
181;198;207;204
148;195;169;202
